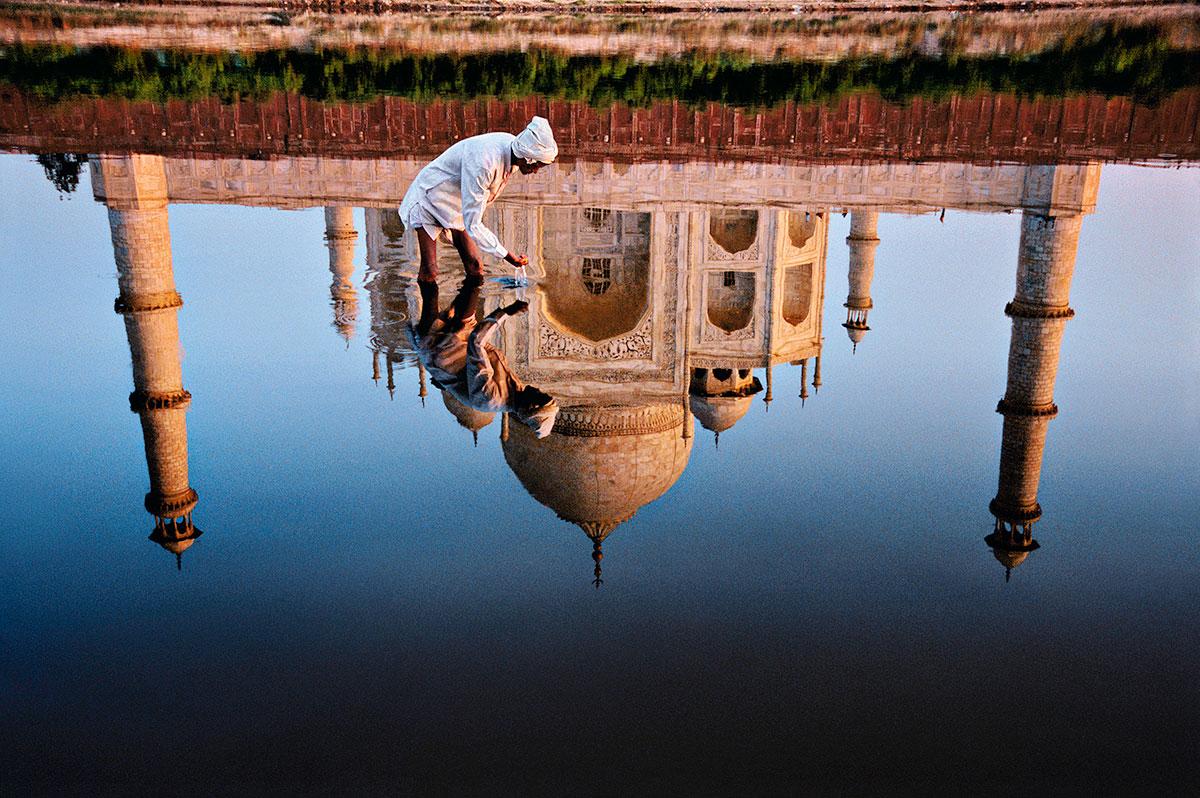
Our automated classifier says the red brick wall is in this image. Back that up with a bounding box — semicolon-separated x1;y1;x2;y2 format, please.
2;87;1197;163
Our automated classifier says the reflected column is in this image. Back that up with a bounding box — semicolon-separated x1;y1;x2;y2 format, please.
843;211;879;353
324;206;359;344
986;210;1081;580
99;154;202;569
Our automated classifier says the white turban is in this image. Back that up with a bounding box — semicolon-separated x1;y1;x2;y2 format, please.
512;116;558;164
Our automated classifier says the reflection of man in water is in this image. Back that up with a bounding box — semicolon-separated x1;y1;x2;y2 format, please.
414;278;558;438
399;116;557;284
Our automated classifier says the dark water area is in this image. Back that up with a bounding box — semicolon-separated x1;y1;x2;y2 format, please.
1;8;1199;795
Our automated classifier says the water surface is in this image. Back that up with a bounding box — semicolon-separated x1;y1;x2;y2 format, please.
1;10;1198;794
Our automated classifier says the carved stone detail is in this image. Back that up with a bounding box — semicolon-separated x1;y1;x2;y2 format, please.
705;234;760;263
553;404;683;438
1004;300;1075;320
114;291;183;315
538;316;653;361
995;398;1059;418
129;389;192;412
701;314;755;341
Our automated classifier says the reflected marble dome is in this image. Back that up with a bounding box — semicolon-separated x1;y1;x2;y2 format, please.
441;389;495;432
689;394;753;435
502;404;692;539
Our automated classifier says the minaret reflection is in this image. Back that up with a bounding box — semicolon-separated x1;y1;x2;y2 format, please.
98;155;201;569
843;211;879;353
324;207;359;345
986;209;1080;580
363;208;417;401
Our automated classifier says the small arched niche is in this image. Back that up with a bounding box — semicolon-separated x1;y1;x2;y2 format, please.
787;211;817;249
709;209;759;255
782;263;814;326
706;270;755;333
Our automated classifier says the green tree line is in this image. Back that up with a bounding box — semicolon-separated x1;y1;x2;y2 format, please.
1;25;1195;107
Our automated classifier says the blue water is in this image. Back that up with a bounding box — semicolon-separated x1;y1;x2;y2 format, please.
0;155;1197;793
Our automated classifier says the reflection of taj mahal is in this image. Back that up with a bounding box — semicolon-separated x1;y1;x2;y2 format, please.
92;153;1097;580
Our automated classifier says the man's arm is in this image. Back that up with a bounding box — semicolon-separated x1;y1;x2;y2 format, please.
460;155;509;261
465;301;527;406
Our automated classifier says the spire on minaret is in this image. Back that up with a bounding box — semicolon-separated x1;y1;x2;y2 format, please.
812;354;822;393
681;384;693;440
324;207;359;344
799;359;809;406
843;211;879;353
371;348;380;384
986;209;1082;580
386;354;395;400
763;362;773;411
99;154;204;570
417;360;428;407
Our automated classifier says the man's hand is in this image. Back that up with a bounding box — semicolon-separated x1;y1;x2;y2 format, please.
505;253;529;268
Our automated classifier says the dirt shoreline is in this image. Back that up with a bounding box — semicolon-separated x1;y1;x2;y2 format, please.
18;0;1197;14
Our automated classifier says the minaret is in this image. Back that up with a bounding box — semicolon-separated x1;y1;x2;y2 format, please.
843;211;879;353
324;207;359;345
99;155;201;569
798;358;810;406
362;207;417;391
986;210;1082;580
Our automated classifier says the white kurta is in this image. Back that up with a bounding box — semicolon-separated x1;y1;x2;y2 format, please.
398;132;517;260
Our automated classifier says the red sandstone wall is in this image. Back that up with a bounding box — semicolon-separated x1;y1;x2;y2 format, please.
1;88;1197;163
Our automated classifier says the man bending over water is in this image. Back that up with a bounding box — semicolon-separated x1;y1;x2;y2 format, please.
402;115;560;437
399;116;558;284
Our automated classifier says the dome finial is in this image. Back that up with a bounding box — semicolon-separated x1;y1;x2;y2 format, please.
714;430;720;449
176;551;182;571
592;539;604;589
473;429;479;448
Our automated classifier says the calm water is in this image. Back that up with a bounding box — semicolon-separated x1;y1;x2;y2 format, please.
1;9;1199;795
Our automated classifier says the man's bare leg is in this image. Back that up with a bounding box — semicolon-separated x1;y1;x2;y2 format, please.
445;229;485;327
416;226;439;283
450;228;485;279
415;227;440;336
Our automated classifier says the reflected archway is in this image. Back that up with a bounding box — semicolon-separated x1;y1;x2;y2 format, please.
538;208;652;343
